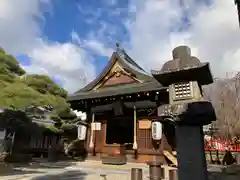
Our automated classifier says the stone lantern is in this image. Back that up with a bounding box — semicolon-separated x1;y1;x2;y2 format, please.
152;46;216;180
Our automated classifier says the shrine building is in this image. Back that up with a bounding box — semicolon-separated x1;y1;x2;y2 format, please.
68;46;177;165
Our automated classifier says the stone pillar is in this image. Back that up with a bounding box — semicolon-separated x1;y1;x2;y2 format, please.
175;125;208;180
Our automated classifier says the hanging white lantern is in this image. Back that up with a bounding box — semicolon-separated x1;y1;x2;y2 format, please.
77;125;87;140
151;121;162;140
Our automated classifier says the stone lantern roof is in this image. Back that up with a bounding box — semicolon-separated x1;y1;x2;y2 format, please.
151;46;214;86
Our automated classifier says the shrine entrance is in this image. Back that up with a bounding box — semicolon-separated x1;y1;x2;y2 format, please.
106;117;134;148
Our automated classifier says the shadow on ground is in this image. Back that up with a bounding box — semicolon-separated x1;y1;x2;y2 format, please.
0;160;81;178
3;169;43;176
208;165;240;180
30;170;87;180
208;172;240;180
12;159;78;169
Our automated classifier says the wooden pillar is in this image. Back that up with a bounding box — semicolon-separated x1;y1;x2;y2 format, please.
160;124;164;153
133;106;138;150
89;112;95;149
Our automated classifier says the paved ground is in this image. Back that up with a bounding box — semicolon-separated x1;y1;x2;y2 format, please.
0;160;171;180
0;161;239;180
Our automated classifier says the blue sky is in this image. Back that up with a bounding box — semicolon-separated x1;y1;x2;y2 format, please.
0;0;239;92
36;0;129;78
40;0;131;75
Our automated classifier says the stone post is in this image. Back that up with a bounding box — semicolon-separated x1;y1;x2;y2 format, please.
175;125;208;180
147;161;164;180
131;168;143;180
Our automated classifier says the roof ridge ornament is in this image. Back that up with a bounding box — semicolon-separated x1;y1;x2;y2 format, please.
116;41;126;58
116;41;121;52
115;42;148;73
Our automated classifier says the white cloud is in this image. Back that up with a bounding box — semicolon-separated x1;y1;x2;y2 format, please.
126;0;240;78
24;40;96;93
71;30;113;57
81;39;113;57
0;0;47;54
1;0;239;94
77;4;102;25
187;1;240;76
0;0;96;93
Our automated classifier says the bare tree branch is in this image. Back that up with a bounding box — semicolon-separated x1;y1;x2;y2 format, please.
203;73;240;140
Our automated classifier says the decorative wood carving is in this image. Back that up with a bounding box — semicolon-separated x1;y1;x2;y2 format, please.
101;71;137;87
93;59;142;90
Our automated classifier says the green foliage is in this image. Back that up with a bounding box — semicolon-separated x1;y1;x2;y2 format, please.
0;109;35;133
0;48;70;111
0;80;9;88
66;139;85;154
0;47;5;54
0;53;25;76
44;125;62;134
0;82;69;111
61;123;77;140
0;63;15;82
21;75;67;98
5;55;25;75
0;82;43;109
58;108;77;120
0;47;74;134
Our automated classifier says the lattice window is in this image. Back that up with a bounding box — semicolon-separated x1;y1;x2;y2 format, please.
138;128;153;150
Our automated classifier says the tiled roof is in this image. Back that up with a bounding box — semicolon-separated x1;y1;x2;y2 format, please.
68;49;159;101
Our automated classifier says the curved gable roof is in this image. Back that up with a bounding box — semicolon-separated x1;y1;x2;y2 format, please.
74;50;154;93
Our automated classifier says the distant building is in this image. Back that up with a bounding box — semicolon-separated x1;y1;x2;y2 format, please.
26;106;54;126
26;106;61;157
